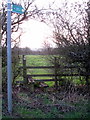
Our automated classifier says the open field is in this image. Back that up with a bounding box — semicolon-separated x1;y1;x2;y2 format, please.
21;55;87;86
2;55;90;119
26;55;55;86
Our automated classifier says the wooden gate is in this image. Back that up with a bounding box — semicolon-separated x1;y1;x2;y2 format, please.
19;55;90;90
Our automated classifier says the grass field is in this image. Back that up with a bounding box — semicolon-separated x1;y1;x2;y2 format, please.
26;55;50;66
3;55;90;119
19;55;87;86
25;55;55;86
23;55;86;85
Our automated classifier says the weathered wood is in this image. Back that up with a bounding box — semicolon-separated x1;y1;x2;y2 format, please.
34;79;55;82
28;76;35;83
22;55;27;84
20;65;84;69
28;76;35;92
39;82;49;87
27;74;56;77
16;81;24;84
26;77;65;82
39;82;49;92
27;73;90;77
22;66;55;69
21;55;90;89
54;57;58;90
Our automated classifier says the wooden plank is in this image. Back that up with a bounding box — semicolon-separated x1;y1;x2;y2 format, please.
27;74;55;77
22;55;27;84
27;74;90;77
20;65;84;69
34;78;64;82
20;66;55;69
34;79;56;82
54;57;58;90
16;81;24;84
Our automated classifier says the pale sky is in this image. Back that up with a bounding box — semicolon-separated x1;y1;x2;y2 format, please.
19;0;86;50
20;19;54;50
1;0;87;50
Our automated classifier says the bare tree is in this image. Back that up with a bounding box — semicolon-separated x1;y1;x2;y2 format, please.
1;0;44;89
43;1;90;87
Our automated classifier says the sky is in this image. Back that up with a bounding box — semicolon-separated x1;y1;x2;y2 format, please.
19;0;84;50
19;0;59;50
20;19;54;50
1;0;56;50
19;0;86;50
1;0;87;50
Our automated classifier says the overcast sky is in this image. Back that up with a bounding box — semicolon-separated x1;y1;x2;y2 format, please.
19;0;87;50
20;19;54;50
1;0;88;50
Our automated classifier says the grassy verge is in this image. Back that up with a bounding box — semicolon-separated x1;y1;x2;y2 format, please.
2;91;90;119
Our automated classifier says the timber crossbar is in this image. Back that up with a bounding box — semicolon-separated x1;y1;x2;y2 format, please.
21;55;90;89
26;78;64;82
27;73;90;77
20;65;84;69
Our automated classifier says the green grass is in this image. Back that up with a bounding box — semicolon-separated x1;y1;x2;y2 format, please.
3;55;90;119
26;55;54;86
13;92;61;118
3;90;90;119
64;111;86;118
18;55;87;86
26;55;50;66
13;92;90;118
14;106;61;118
15;107;46;118
64;101;90;118
13;92;60;118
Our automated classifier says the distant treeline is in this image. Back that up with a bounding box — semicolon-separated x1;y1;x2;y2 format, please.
12;47;60;55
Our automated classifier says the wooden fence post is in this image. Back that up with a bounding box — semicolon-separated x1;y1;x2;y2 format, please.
54;57;58;90
22;55;27;84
